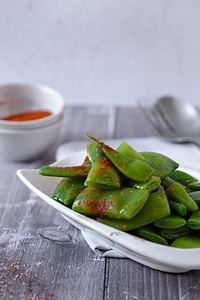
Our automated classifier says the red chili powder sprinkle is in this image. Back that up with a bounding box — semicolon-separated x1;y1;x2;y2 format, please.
85;198;112;217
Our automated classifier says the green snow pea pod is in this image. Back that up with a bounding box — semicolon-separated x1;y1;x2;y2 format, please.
139;151;179;178
52;177;85;206
168;200;187;217
160;226;189;240
161;177;177;189
87;141;101;162
129;176;161;192
188;191;200;206
97;190;170;231
86;133;154;182
133;225;168;245
102;146;154;182
169;170;198;187
154;215;186;229
187;181;200;191
85;141;121;189
117;141;145;161
166;182;198;213
39;156;91;178
171;236;200;248
72;186;149;219
187;210;200;230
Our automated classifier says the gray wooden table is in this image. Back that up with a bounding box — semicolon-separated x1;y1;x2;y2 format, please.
1;106;200;300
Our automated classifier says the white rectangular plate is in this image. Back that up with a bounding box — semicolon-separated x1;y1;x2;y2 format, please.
17;150;200;273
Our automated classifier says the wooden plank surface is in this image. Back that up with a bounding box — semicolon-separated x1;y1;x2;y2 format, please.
0;106;200;300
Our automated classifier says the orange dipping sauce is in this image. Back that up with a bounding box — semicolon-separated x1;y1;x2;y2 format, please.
1;110;52;122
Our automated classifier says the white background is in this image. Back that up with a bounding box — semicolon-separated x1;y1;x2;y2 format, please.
0;0;200;106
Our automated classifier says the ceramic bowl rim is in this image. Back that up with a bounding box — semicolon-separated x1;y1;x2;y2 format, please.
0;114;64;134
0;82;65;129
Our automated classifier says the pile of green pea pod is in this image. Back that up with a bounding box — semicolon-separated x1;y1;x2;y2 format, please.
39;134;200;249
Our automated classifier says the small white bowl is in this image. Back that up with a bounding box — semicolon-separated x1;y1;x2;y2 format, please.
0;115;64;161
0;82;64;129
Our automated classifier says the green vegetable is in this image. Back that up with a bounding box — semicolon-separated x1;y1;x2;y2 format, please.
117;141;145;161
187;181;200;191
188;191;200;206
52;177;85;206
168;200;187;217
161;177;177;189
39;156;91;178
85;141;121;189
86;133;154;182
140;151;179;178
72;186;149;219
169;170;198;186
97;190;170;231
171;236;200;248
160;226;189;240
129;176;161;192
103;146;154;182
133;225;168;245
39;133;200;249
166;182;198;213
187;210;200;230
154;215;186;229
